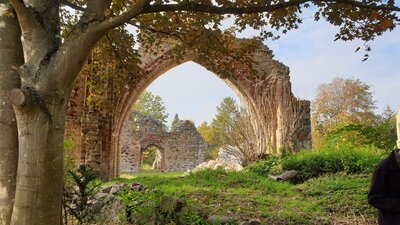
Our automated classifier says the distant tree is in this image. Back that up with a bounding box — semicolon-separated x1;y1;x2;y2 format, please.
378;105;396;124
212;97;240;146
171;113;180;127
197;121;217;159
133;91;169;126
223;110;262;166
326;108;397;150
374;106;397;149
196;97;240;158
312;77;376;136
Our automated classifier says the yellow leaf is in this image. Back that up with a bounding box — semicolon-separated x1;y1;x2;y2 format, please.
380;19;393;29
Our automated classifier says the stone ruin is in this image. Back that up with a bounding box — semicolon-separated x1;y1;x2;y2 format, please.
65;39;312;179
188;147;244;173
120;112;209;173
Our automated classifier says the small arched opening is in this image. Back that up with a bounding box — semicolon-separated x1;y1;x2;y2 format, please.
140;144;165;172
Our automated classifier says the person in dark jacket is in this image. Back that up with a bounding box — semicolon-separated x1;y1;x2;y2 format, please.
368;149;400;225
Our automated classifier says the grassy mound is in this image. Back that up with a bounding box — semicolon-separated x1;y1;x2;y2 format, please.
111;169;377;224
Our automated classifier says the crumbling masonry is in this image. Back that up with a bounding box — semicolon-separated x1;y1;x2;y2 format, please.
120;113;208;173
65;39;312;180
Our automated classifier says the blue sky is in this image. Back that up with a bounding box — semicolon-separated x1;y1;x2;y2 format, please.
146;16;400;126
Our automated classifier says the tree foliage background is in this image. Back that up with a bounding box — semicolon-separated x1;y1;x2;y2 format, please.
133;90;169;126
197;97;239;159
312;77;397;150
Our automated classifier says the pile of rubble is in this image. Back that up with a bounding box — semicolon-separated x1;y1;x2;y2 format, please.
188;146;244;173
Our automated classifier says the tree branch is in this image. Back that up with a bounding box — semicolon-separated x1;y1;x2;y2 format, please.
143;0;400;14
105;33;127;68
92;0;399;50
128;21;185;42
96;0;152;33
60;0;85;11
9;0;31;32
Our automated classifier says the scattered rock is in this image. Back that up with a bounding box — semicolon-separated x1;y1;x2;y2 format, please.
207;215;234;224
100;186;113;193
187;146;244;173
160;196;184;214
268;170;299;184
129;182;146;191
239;220;261;225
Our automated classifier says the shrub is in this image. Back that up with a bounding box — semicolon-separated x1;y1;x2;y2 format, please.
326;123;397;150
63;165;101;224
115;188;207;225
246;157;280;176
115;187;162;224
282;143;386;181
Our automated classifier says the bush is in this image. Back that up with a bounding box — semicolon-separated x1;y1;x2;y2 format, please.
63;165;101;224
282;143;386;181
115;187;162;224
115;187;207;225
326;123;397;150
246;157;280;176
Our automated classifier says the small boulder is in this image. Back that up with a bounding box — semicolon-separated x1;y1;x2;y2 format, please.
207;215;234;224
129;182;146;192
239;220;261;225
100;186;113;194
160;196;184;214
268;170;299;184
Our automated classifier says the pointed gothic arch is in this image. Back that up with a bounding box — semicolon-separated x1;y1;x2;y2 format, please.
65;38;311;179
110;40;311;178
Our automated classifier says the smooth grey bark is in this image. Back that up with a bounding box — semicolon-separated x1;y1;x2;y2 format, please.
7;1;116;223
6;0;153;224
0;4;23;225
10;97;67;225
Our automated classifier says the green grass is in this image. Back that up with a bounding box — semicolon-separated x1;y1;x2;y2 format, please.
110;169;377;224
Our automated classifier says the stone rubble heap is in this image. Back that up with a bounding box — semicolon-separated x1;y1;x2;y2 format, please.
187;146;244;173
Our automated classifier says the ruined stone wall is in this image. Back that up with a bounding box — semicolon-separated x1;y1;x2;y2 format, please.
65;39;312;179
65;77;86;161
119;114;209;173
295;100;312;150
65;77;113;179
162;120;209;171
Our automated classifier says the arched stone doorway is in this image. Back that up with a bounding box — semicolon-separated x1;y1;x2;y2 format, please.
65;39;311;179
119;112;209;173
110;41;311;178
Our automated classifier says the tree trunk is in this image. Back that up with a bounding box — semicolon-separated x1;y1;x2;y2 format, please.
10;95;67;225
4;0;148;222
0;4;23;225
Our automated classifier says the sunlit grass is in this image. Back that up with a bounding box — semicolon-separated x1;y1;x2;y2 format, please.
108;168;376;224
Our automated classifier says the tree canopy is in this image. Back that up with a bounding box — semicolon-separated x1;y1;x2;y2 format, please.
133;90;169;125
312;77;376;135
63;0;399;58
171;113;180;127
197;97;239;158
311;77;397;150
